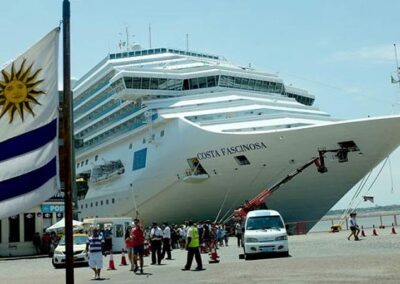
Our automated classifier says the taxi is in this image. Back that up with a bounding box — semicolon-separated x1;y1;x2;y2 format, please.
52;233;89;268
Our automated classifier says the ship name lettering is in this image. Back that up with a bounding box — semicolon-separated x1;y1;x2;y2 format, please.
196;142;267;160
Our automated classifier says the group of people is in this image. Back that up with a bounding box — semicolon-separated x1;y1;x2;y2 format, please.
85;219;239;280
32;231;60;255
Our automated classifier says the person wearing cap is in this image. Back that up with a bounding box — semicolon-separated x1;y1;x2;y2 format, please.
348;212;360;241
182;220;204;271
150;222;163;265
86;228;105;280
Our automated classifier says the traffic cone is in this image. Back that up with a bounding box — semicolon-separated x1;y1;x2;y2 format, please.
391;223;397;234
120;249;128;266
209;240;220;264
361;226;366;237
107;251;117;270
372;225;378;236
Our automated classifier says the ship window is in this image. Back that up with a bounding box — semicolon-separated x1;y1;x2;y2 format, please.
131;77;141;89
143;138;146;144
101;200;103;206
106;199;109;205
150;78;158;89
189;78;199;89
77;163;80;168
85;159;89;165
132;148;147;171
112;198;115;204
198;77;207;88
95;155;98;161
142;78;150;89
207;76;216;87
90;203;93;207
158;78;168;90
81;204;83;209
85;204;88;208
124;77;133;88
129;143;132;149
234;155;250;166
160;130;165;137
95;201;98;206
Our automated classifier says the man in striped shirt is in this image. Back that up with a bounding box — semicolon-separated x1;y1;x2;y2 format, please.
86;228;105;279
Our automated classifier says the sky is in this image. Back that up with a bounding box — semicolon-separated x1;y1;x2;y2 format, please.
1;0;400;210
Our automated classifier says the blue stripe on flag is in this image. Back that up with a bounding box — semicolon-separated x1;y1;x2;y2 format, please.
0;157;57;202
0;119;57;162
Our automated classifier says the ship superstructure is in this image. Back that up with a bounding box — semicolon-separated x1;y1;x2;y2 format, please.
73;48;400;232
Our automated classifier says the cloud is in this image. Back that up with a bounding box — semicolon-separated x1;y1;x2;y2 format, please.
330;44;395;63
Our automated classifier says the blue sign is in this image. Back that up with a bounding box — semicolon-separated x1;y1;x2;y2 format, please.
41;204;64;213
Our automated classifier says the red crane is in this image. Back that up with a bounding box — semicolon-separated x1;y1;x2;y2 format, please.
232;147;351;221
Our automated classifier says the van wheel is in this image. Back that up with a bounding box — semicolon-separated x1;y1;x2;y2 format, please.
281;251;290;257
244;253;253;260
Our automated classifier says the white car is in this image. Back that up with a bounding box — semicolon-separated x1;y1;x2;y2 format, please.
243;210;289;259
52;234;89;268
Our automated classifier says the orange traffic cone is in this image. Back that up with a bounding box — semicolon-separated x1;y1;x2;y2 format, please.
361;226;366;237
391;223;397;234
372;225;378;236
209;240;220;264
107;251;117;270
120;249;128;266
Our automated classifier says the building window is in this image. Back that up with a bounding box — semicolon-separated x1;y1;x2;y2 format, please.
112;198;115;204
95;155;98;161
129;143;132;149
160;130;165;137
9;215;20;243
85;159;89;165
90;203;93;207
132;148;147;171
77;163;80;168
85;204;88;209
95;201;98;206
101;200;103;206
24;213;36;242
106;199;109;205
81;204;83;209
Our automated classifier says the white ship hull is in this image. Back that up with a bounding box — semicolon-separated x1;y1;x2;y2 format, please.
77;115;400;231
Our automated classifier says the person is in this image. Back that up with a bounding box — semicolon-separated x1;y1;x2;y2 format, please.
150;222;163;265
234;221;243;247
124;225;134;270
33;232;41;254
348;212;360;241
86;228;105;280
103;226;113;254
182;220;204;271
161;222;172;260
131;219;145;274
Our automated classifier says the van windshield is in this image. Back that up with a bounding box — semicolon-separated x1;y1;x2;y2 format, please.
246;216;284;230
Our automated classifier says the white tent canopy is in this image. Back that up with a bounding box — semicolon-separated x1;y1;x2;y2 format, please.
45;218;83;232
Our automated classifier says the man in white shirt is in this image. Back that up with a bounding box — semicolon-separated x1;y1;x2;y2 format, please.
348;212;360;241
161;222;172;260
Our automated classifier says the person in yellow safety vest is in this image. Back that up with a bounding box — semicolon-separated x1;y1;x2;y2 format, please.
181;220;204;271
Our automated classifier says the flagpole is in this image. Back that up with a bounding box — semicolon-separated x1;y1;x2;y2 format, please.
62;0;74;283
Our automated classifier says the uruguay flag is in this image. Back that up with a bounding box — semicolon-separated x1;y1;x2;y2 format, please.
0;28;60;219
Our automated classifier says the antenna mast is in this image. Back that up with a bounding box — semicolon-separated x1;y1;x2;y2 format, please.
125;27;130;52
394;44;400;84
149;24;152;48
186;33;189;52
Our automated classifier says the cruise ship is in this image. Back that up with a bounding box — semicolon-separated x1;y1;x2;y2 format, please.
73;47;400;232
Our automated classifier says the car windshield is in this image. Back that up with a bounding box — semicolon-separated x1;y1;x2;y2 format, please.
58;235;88;245
246;216;284;230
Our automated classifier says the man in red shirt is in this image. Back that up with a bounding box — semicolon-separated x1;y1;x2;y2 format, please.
131;218;145;274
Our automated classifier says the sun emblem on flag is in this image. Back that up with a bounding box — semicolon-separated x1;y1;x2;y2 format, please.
0;59;44;123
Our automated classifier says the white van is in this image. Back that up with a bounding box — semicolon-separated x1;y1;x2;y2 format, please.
243;210;289;259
